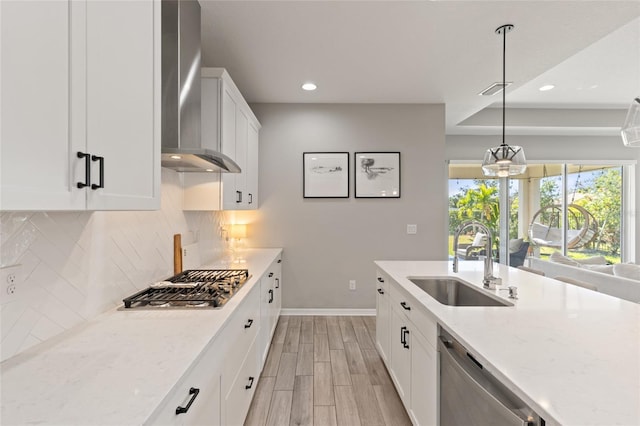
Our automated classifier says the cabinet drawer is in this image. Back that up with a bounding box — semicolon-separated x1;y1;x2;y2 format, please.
146;346;221;425
224;338;259;426
389;281;416;319
410;305;437;350
221;285;260;394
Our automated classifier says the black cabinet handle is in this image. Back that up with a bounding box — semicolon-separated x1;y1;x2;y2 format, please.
175;387;200;415
76;152;91;188
236;191;242;203
277;259;282;263
268;289;273;303
245;376;255;390
400;326;407;345
403;329;410;349
377;288;384;295
268;272;274;278
275;278;280;288
248;193;253;204
377;277;384;283
400;301;411;311
91;155;104;190
244;319;254;329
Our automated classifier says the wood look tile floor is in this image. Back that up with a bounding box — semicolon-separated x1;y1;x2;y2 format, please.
245;316;411;426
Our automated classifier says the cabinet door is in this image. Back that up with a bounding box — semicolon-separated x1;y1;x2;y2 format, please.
85;0;160;210
410;331;438;426
0;0;85;210
390;307;411;403
224;338;260;426
234;109;249;209
273;258;282;321
258;276;271;366
220;83;238;210
246;121;260;209
376;283;390;364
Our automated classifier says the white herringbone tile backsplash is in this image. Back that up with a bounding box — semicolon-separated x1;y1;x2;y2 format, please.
0;170;228;361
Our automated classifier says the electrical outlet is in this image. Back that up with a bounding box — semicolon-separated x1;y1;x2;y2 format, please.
1;265;21;299
407;224;418;235
349;280;356;291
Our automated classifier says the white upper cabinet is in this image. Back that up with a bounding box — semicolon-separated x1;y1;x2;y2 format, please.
0;0;160;211
183;68;260;211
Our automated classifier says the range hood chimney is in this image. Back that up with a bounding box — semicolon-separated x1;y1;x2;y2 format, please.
161;0;240;173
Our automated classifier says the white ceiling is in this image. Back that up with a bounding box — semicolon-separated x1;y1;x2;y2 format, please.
200;1;640;136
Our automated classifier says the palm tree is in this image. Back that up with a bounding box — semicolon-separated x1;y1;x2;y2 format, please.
456;184;500;240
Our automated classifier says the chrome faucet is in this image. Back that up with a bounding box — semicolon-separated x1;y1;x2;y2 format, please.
452;220;502;289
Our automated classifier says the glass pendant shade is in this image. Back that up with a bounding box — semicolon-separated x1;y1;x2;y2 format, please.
482;143;527;177
621;97;640;147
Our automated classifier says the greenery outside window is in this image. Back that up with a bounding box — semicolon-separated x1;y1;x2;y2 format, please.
448;162;631;265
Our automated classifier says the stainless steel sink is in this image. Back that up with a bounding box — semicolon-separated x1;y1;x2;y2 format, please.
409;278;512;307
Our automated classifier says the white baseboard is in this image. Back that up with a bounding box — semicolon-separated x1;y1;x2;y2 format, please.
281;308;376;316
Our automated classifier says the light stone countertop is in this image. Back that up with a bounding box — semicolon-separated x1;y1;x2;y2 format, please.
375;260;640;426
0;248;282;426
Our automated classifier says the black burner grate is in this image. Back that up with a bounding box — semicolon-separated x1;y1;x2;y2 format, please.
123;269;249;309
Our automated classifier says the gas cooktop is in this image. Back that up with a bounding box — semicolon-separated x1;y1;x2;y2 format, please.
122;269;249;309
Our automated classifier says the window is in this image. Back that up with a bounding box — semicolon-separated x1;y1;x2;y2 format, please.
449;162;632;265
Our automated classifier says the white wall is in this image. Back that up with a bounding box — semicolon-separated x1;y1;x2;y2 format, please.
446;134;639;262
249;103;447;310
0;169;226;361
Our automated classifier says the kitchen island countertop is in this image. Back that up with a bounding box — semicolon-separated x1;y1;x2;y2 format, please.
376;260;640;426
0;248;282;426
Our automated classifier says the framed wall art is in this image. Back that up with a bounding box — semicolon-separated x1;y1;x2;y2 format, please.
303;152;350;198
354;152;400;198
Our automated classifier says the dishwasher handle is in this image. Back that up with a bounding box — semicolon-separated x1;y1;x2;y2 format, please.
439;336;538;426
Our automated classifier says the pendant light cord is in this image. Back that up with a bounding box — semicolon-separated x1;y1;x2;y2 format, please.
502;26;507;146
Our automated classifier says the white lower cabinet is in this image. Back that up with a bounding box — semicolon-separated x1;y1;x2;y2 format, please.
375;272;391;363
258;255;283;366
149;253;282;426
378;272;438;426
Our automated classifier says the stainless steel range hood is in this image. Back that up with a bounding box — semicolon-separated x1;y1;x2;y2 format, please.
161;0;240;173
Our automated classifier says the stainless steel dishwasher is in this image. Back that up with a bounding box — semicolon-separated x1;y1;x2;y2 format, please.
439;330;545;426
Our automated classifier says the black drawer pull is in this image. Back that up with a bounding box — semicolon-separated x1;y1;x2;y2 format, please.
76;152;91;188
403;329;410;349
175;387;199;415
248;193;253;204
268;289;273;303
275;278;280;288
236;190;242;203
268;272;274;278
400;326;407;345
377;288;384;295
400;301;411;310
277;259;282;263
244;319;254;329
245;376;255;390
377;277;384;283
91;155;104;190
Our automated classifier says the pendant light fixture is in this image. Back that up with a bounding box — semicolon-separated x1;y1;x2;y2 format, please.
621;97;640;147
481;24;527;178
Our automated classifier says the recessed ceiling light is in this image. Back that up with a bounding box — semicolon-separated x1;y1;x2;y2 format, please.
205;169;214;172
302;82;317;91
539;85;555;92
